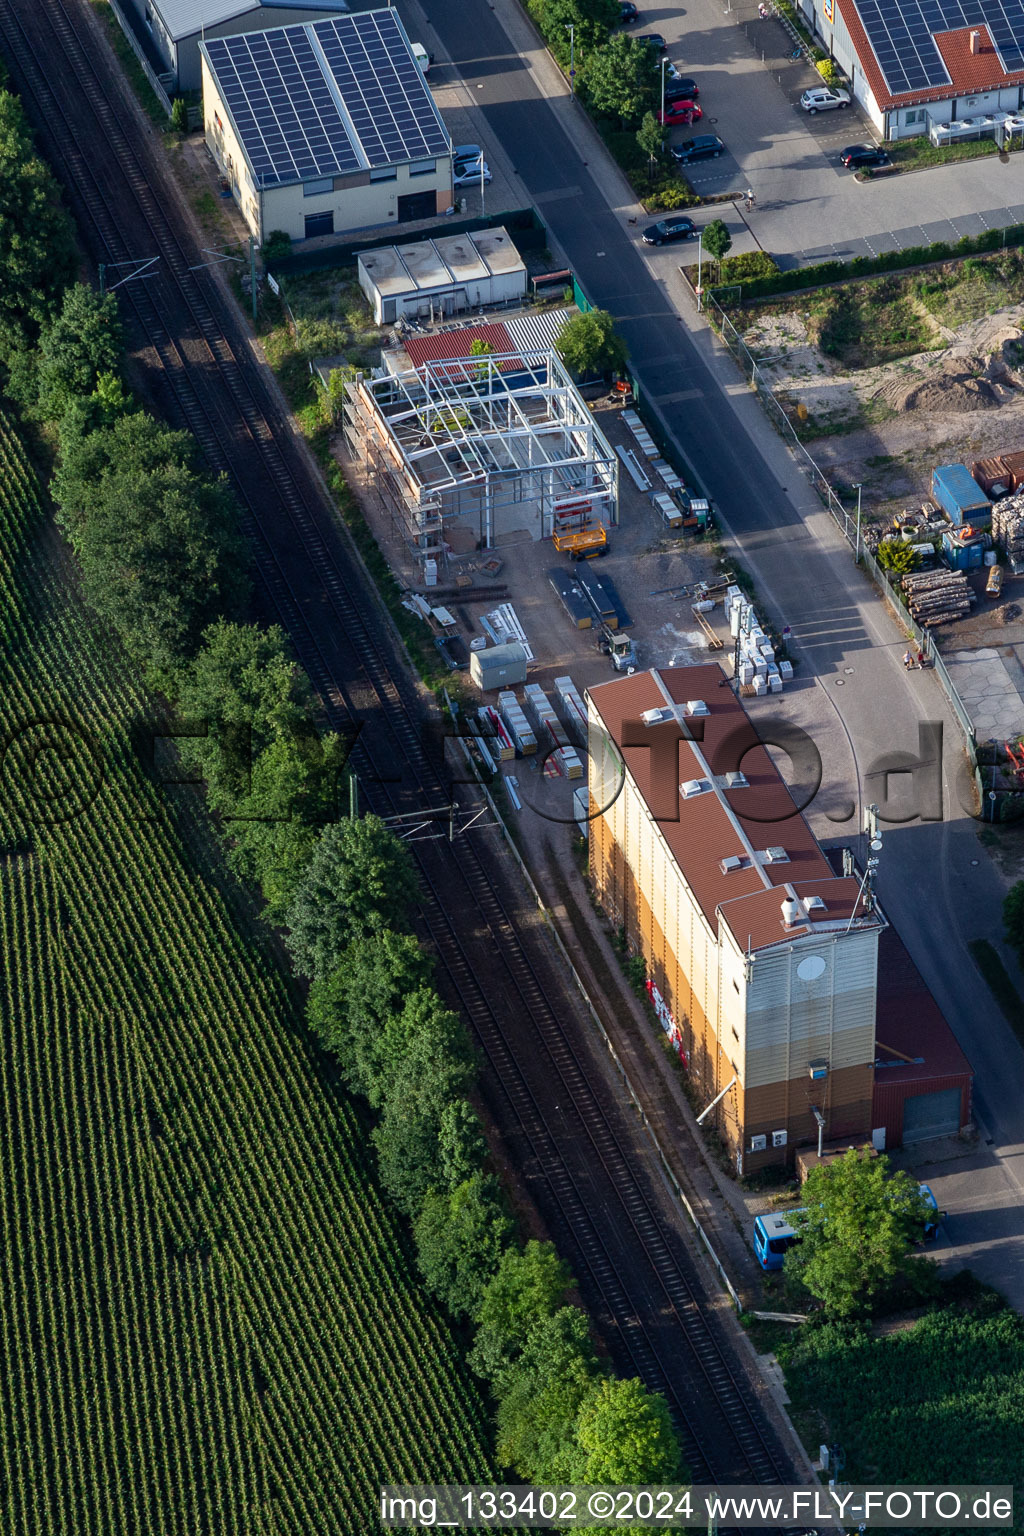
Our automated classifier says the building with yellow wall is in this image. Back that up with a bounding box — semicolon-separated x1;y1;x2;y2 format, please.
587;664;883;1173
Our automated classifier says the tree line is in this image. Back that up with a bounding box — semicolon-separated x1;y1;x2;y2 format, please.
0;80;687;1505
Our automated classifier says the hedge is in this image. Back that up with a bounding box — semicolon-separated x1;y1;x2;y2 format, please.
729;223;1024;301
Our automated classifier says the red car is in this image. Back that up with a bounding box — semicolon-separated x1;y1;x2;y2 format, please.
657;99;702;126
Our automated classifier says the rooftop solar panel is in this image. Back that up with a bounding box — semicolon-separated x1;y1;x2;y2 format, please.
851;0;1024;93
203;10;451;189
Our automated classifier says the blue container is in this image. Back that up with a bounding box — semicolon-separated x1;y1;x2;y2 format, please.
966;542;984;569
932;463;991;527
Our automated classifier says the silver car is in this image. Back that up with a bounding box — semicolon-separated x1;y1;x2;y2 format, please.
800;86;851;112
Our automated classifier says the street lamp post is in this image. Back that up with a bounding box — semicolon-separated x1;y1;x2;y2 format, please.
660;54;669;127
696;229;703;312
566;24;575;94
855;481;863;561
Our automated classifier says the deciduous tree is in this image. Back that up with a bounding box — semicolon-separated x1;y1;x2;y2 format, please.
555;308;627;379
580;33;657;125
572;1375;683;1483
0;90;76;353
414;1173;513;1316
496;1305;601;1480
471;1239;574;1383
701;217;732;264
784;1148;932;1317
285;814;418;978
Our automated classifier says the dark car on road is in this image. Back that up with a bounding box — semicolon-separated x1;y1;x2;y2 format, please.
664;75;699;99
839;143;892;168
620;1;639;20
641;215;697;245
636;32;667;49
671;134;724;162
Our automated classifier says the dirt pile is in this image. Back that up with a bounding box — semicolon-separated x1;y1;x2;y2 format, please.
877;360;1002;414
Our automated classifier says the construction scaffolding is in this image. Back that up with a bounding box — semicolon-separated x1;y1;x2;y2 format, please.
342;349;618;571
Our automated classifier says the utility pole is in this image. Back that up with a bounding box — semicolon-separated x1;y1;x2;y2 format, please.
349;772;359;820
855;480;863;561
566;23;575;94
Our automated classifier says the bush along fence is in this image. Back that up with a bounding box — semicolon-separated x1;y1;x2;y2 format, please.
699;285;980;773
702;222;1024;302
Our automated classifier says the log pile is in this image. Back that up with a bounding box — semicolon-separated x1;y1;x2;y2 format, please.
992;494;1024;563
902;569;975;626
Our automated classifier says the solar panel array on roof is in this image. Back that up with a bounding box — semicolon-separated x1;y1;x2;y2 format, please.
203;11;450;188
852;0;1024;94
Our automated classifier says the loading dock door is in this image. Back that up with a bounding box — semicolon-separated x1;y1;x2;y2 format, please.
398;190;436;222
901;1086;961;1144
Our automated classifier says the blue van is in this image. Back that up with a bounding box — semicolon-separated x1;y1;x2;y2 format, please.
752;1209;805;1271
753;1184;941;1270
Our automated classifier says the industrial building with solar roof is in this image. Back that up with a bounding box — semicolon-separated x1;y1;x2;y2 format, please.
200;10;454;242
800;0;1024;137
122;0;352;93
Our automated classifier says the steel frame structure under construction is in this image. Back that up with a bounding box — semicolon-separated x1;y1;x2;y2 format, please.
343;348;618;562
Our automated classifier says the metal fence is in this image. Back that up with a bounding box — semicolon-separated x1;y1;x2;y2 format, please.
702;286;979;760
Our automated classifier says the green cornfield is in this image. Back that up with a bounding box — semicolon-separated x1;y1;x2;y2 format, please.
0;409;494;1533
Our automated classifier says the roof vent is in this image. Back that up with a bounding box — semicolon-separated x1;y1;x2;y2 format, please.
685;699;710;717
680;778;712;799
641;707;669;726
804;895;827;912
763;846;790;864
725;770;749;789
781;896;805;927
720;855;745;874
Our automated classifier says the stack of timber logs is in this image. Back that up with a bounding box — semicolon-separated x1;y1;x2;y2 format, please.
901;569;974;626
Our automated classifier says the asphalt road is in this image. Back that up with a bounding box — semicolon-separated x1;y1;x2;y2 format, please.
420;0;1024;1300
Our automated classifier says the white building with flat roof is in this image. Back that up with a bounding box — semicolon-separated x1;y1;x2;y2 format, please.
358;227;527;323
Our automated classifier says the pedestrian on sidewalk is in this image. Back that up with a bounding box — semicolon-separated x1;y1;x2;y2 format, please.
903;649;914;670
758;4;768;18
916;646;926;669
745;187;756;210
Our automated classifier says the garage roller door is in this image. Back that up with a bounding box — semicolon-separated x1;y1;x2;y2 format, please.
902;1086;961;1144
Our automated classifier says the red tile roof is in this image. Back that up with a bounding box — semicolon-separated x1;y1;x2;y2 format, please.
840;2;1024;109
403;323;516;371
587;665;875;952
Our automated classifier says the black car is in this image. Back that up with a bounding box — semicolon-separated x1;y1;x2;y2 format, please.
641;215;697;245
636;32;667;49
664;75;699;99
620;1;640;20
839;143;892;168
671;134;724;163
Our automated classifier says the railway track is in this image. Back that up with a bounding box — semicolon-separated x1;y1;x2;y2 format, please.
0;0;797;1489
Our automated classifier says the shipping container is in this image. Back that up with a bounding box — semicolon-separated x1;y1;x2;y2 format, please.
970;456;1012;498
548;568;593;630
469;641;528;690
932;463;992;526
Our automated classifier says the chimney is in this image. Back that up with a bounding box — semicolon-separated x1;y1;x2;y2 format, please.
970;28;981;52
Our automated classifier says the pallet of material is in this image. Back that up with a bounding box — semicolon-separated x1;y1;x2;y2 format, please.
477;705;514;761
523;684;583;779
497;691;537;755
548;568;593;629
553;675;589;747
901;569;975;625
577;568;618;627
992;496;1024;559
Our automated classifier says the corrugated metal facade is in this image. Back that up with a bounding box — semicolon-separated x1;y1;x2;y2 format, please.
872;1075;972;1151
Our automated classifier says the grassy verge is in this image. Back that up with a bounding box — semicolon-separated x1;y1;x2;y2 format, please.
595;124;698;213
88;0;169;128
968;937;1024;1048
886;136;1001;171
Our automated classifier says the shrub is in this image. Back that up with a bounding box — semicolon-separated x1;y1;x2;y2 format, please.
262;229;292;263
718;250;779;283
170;97;189;133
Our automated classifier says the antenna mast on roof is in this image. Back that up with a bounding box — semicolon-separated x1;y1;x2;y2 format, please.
845;803;882;930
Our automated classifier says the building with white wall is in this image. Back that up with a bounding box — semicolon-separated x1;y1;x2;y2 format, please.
587;664;884;1173
358;228;527;324
798;0;1024;138
200;10;453;243
124;0;351;92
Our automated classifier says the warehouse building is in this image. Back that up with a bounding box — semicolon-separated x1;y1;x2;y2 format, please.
587;664;885;1174
799;0;1024;139
358;228;527;325
201;10;453;243
343;347;618;572
123;0;350;92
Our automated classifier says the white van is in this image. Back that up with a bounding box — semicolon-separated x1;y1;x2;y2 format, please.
411;42;431;75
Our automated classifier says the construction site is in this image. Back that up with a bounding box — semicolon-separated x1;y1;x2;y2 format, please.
341;347;619;574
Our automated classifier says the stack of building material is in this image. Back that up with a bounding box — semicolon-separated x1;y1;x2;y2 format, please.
724;586;785;692
523;683;583;778
478;705;514;761
902;569;974;625
992;494;1024;564
621;409;658;458
497;691;537;754
482;603;534;660
553;675;588;747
